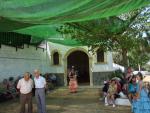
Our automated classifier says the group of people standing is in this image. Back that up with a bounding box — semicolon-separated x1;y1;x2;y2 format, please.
17;66;78;113
131;72;150;113
17;66;150;113
17;69;46;113
103;67;150;112
123;68;150;113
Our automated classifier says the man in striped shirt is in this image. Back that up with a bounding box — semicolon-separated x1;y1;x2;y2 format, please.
17;72;33;113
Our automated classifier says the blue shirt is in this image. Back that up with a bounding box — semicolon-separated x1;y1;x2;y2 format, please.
34;76;46;88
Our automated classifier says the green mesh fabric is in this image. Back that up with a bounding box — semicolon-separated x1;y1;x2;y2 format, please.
0;0;150;45
16;25;60;38
48;38;83;46
0;0;149;24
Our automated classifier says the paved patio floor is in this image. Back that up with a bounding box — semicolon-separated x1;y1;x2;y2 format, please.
0;88;131;113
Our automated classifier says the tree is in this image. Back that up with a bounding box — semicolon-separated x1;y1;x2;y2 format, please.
57;7;150;68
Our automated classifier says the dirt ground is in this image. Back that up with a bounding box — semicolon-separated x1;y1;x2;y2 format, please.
0;88;131;113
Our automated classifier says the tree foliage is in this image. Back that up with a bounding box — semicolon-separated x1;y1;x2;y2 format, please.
57;6;150;68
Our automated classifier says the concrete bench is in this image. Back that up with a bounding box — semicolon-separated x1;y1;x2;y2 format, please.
115;98;131;106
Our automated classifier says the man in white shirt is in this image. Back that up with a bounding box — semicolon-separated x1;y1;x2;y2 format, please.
17;72;33;113
34;69;46;113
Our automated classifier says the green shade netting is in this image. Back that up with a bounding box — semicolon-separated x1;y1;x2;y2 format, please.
15;25;82;46
49;38;82;46
15;25;60;38
0;0;149;24
0;0;150;46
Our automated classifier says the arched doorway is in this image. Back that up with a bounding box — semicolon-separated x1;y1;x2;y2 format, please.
67;51;90;85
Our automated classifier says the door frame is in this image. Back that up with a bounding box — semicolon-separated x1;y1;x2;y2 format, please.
63;48;93;86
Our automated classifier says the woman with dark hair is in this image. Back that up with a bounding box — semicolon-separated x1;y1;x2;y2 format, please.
128;75;138;102
68;66;78;93
132;72;150;113
123;67;133;95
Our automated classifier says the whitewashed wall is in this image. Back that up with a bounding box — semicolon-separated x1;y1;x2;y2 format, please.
0;45;50;81
0;42;114;82
92;52;114;72
48;42;114;73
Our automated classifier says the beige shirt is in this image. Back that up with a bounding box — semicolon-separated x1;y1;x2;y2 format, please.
17;78;33;94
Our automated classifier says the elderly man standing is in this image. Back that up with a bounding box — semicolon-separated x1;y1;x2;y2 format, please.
17;72;33;113
34;69;46;113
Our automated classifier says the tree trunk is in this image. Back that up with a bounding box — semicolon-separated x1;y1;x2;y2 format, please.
121;49;128;67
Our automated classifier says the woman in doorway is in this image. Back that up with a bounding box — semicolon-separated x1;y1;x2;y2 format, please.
68;66;78;93
132;72;150;113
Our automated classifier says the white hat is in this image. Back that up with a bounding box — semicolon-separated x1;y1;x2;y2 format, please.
104;81;107;84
